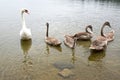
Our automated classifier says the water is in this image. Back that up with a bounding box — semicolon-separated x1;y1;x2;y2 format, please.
0;0;120;80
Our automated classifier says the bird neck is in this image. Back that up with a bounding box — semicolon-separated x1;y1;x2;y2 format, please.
101;25;105;37
21;12;27;29
46;25;49;37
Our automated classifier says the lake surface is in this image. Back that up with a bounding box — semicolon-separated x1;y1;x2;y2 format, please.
0;0;120;80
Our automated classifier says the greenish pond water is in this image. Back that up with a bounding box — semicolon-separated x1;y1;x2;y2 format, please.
0;0;120;80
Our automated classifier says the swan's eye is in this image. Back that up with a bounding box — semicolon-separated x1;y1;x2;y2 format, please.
25;10;29;13
106;22;111;27
105;22;110;25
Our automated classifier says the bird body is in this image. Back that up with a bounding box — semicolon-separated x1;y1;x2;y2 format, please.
74;32;92;40
105;29;115;42
96;35;107;42
20;27;31;40
89;40;107;51
45;37;61;46
64;35;76;49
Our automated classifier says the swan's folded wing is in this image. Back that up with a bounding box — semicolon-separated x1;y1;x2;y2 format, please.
89;40;107;50
105;30;115;41
74;32;92;40
45;37;61;46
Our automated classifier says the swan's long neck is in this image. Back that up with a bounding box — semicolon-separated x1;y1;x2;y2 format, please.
101;25;105;37
46;25;49;37
21;12;26;29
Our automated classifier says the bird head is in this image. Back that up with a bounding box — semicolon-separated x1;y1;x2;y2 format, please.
21;8;29;14
87;25;93;31
46;22;49;27
103;21;111;28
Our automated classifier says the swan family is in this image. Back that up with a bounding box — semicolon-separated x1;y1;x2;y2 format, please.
20;9;115;51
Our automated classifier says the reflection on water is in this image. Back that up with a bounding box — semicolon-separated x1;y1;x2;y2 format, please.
20;40;32;56
0;0;120;80
20;40;32;62
88;50;106;61
76;40;91;48
71;49;76;64
20;40;33;80
20;40;33;62
44;44;62;55
51;45;62;52
45;44;50;55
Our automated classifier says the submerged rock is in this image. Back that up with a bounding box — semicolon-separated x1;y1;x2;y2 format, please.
53;62;74;70
58;68;74;78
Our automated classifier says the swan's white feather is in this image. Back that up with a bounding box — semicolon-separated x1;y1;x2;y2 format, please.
20;28;32;40
20;9;32;40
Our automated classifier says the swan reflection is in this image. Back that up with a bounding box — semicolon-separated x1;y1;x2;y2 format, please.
21;40;32;65
71;49;76;64
20;39;32;63
45;44;62;55
88;50;106;61
45;44;50;55
20;39;33;79
76;40;91;48
20;40;32;59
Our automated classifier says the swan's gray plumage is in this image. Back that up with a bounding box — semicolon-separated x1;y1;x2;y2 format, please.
64;35;76;49
45;23;61;46
74;25;93;40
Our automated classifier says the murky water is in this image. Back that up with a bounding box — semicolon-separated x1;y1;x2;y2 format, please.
0;0;120;80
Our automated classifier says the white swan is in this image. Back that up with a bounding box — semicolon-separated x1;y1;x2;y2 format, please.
20;9;32;40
